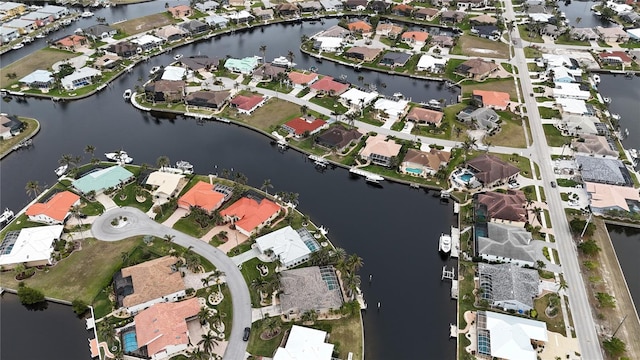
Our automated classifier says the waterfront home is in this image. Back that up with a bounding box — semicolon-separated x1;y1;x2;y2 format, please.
466;154;519;187
548;66;581;83
195;0;218;12
604;1;632;15
570;27;598;41
94;54;122;70
470;14;497;24
39;5;68;19
0;114;23;139
145;171;185;203
575;155;633;187
376;23;404;39
472;90;510;111
457;0;489;9
55;34;88;51
156;25;188;42
177;180;225;212
108;41;138;58
571;134;618;158
84;24;117;40
456;107;500;131
273;325;335;360
220;196;281;236
72;166;135;194
556;98;589;116
132;298;201;359
347;20;373;35
343;0;368;11
541;54;579;69
0;2;26;21
185;90;230;109
226;10;254;24
274;3;300;17
204;14;229;28
552;82;590;100
21;12;55;27
287;71;319;88
181;20;208;35
359;134;402;167
145;80;186;103
621;12;640;25
345;46;383;62
541;24;562;39
379;51;412;67
416;54;447;72
319;0;344;12
586;182;640;215
61;67;102;91
471;25;500;41
224;56;260;74
476;190;527;223
4;18;35;34
309;76;350;96
19;69;54;88
392;4;414;17
368;0;390;13
475;222;537;267
477;263;540;312
595;26;630;43
167;5;192;18
319;25;350;38
315;124;363;152
252;8;274;21
400;148;450;177
431;35;455;48
256;226;319;269
252;63;286;81
598;51;634;67
415;8;440;21
161;66;188;81
282;117;328;139
179;55;219;71
230;94;266;114
401;31;429;46
25;191;80;225
114;256;186;314
298;1;323;13
279;266;343;320
405;106;444;127
454;58;499;81
558;114;601;136
373;98;409;122
0;26;18;43
339;88;379;110
0;225;63;269
476;311;547;360
440;10;465;24
132;34;165;51
313;36;344;52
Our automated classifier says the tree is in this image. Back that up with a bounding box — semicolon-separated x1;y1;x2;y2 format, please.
558;279;568;292
70;204;85;240
72;299;89;315
300;104;308;116
286;50;295;65
300;309;318;323
535;260;546;269
198;330;219;354
569;218;595;237
578;239;600;256
84;145;95;157
164;234;175;243
187;348;207;360
345;253;364;273
261;178;273;195
25;180;42;198
259;44;267;64
59;153;79;168
603;337;626;357
17;283;45;305
156;155;170;169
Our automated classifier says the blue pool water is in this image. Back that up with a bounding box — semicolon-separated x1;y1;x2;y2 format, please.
122;331;138;353
406;168;422;174
460;173;473;182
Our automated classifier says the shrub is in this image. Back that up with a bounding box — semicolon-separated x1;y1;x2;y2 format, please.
72;299;89;315
17;284;45;305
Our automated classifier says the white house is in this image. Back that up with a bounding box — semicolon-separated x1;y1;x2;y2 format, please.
549;66;581;83
256;226;318;269
556;98;589;115
131;34;164;51
0;225;64;268
477;311;548;360
0;26;19;43
3;18;35;34
314;36;343;52
373;98;409;123
339;88;379;110
196;0;218;12
25;191;80;225
145;171;185;202
416;54;448;72
273;325;334;360
61;67;102;91
19;69;54;88
40;5;69;19
204;14;229;28
161;66;188;81
552;82;590;100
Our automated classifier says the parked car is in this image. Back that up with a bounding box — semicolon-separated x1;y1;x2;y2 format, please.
550;181;557;188
243;327;251;341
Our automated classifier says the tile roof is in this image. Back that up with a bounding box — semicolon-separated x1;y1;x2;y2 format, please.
467;154;520;184
359;134;402;159
283;117;327;136
416;7;439;16
456;58;499;76
134;298;201;357
375;23;403;36
56;34;86;47
345;46;383;59
477;222;537;263
401;31;429;42
598;51;633;63
476;190;527;222
120;256;185;308
576;155;631;186
309;76;350;94
403;148;450;169
316;125;363;149
405;107;444;125
220;197;281;233
478;263;539;310
230;95;265;111
288;71;318;85
347;20;372;32
571;134;618;157
279;266;343;313
26;191;80;222
473;90;510;109
586;182;640;212
72;166;134;194
178;181;225;212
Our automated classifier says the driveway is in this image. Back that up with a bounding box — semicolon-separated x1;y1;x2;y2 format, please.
91;207;251;360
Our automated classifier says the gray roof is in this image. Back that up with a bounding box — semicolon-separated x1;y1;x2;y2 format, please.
279;266;343;313
478;263;539;309
576;155;632;186
477;222;536;263
84;24;116;37
457;107;499;130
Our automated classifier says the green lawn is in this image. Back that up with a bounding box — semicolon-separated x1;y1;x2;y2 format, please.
554;34;589;46
543;124;569;147
79;198;105;216
247;318;291;356
490;153;533;178
112;182;153;212
534;293;566;336
309;96;348;114
314;315;363;360
239;257;278;307
0;117;39;157
538;106;560;119
173;213;216;238
518;25;543;43
524;46;542;58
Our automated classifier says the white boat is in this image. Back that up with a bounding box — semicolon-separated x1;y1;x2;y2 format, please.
35;33;46;39
173;53;183;61
393;92;404;98
105;150;133;164
603;97;611;104
11;43;24;50
123;89;132;101
61;19;72;26
439;233;452;254
629;149;638;159
81;11;94;18
271;56;296;68
176;160;193;171
150;66;161;74
592;74;601;84
611;113;621;121
55;164;68;177
22;36;33;44
0;208;14;225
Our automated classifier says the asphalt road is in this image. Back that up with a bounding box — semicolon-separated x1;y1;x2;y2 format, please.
91;207;251;360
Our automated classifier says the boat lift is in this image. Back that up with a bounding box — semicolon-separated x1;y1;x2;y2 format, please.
349;167;384;183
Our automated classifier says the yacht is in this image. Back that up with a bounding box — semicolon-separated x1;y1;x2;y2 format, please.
176;160;193;171
0;208;14;227
54;164;68;177
11;43;24;50
35;33;46;39
629;149;638;159
592;74;601;84
611;113;621;121
271;56;296;68
150;66;161;75
22;36;33;44
603;97;611;104
393;92;404;98
61;19;72;26
105;150;133;164
123;89;132;101
81;11;94;18
439;233;452;255
173;53;183;61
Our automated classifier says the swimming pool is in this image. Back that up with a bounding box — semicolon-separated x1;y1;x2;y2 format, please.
460;173;473;182
122;331;138;353
405;168;422;175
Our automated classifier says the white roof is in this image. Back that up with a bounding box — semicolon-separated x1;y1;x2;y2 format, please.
146;171;184;197
315;36;343;50
1;26;17;35
0;225;63;266
225;10;254;20
606;1;632;14
485;311;548;360
0;2;23;10
19;69;54;84
556;98;588;114
4;18;35;28
542;54;572;68
161;65;187;81
132;34;163;45
529;13;553;22
40;5;68;14
273;325;333;360
552;82;590;99
61;67;101;88
561;114;599;134
373;98;409;117
550;66;573;81
340;88;379;106
627;28;640;40
417;54;447;69
256;226;310;266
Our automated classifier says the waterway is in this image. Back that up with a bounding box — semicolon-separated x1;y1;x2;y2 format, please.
607;225;640;316
0;12;459;360
556;0;615;29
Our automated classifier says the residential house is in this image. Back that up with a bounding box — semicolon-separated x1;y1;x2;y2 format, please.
107;41;138;58
471;25;500;40
392;4;413;17
400;148;451;177
55;34;87;51
309;76;350;96
275;3;300;17
476;190;527;223
456;107;500;130
470;14;497;24
181;20;208;35
477;263;540;312
541;24;562;39
94;54;122;70
359;134;402;167
273;326;335;360
570;27;599;41
313;37;343;52
156;25;188;42
21;12;55;27
431;34;455;47
84;24;117;40
319;0;343;12
253;8;274;21
467;154;520;187
177;181;225;212
401;31;429;46
204;14;229;28
367;0;389;13
0;114;24;139
344;46;383;62
549;66;578;83
315;124;363;152
25;191;80;225
472;90;510;110
255;226;319;269
344;0;368;11
288;71;319;88
339;88;379;110
224;56;260;74
416;54;447;72
457;0;489;9
185;90;230;109
621;11;640;24
281;117;328;139
440;10;465;23
298;1;323;13
279;266;343;319
475;222;539;267
319;25;350;38
131;34;165;51
61;67;102;91
558;114;600;136
552;82;591;100
145;171;185;202
373;98;409;122
596;26;630;42
4;18;35;34
375;23;404;39
542;54;579;69
0;2;26;20
252;63;286;80
167;5;192;18
379;51;412;67
144;80;186;103
180;55;219;71
72;166;135;194
39;5;68;19
347;20;373;35
455;58;499;80
405;106;444;127
0;225;63;268
19;69;54;88
556;98;590;116
230;94;266;114
195;0;219;12
114;256;186;313
476;311;548;360
586;182;640;215
415;8;440;21
598;51;634;66
0;26;19;43
571;134;618;158
576;155;632;186
226;10;255;23
220;196;281;236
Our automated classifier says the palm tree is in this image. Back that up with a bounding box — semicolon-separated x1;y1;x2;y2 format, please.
69;204;85;240
164;234;175;243
187;348;207;360
330;247;347;266
197;307;210;325
201;276;211;288
345;253;364;273
221;168;231;179
59;153;79;168
342;271;361;299
261;179;273;195
558;279;568;292
300;105;308;116
259;44;267;64
265;318;280;336
97;321;115;343
286;50;295;65
84;145;95;157
25;180;42;199
156;155;170;169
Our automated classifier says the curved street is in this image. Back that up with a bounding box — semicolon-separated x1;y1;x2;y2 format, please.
91;207;251;360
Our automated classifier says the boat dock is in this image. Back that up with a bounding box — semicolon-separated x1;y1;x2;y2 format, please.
450;226;460;259
309;154;329;167
451;280;458;299
453;202;460;214
355;287;367;310
449;323;458;338
349;167;384;183
441;265;455;281
12;138;32;150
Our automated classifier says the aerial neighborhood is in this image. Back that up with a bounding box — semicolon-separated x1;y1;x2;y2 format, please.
1;0;640;359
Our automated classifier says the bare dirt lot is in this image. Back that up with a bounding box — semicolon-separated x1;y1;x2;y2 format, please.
113;13;177;36
455;35;510;59
0;48;75;88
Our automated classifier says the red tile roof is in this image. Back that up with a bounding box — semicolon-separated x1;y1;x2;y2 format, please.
221;197;280;234
401;31;429;43
177;181;225;212
477;190;527;222
283;117;327;136
287;71;318;85
310;76;350;95
230;95;264;111
56;35;86;47
26;191;80;222
598;51;633;63
347;20;372;32
134;298;200;357
473;90;510;109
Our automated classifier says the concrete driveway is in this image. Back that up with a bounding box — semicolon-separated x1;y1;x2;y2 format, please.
91;207;251;360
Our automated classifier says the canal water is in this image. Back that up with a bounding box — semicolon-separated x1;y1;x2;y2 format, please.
607;225;640;316
556;0;616;29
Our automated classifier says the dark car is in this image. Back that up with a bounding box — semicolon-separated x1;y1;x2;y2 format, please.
550;181;557;188
243;327;251;341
